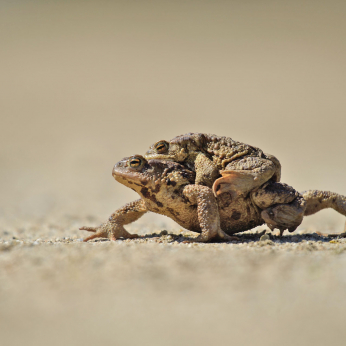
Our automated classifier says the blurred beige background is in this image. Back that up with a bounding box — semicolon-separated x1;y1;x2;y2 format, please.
1;0;345;231
1;2;346;346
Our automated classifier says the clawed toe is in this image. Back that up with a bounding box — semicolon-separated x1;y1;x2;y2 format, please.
80;224;140;242
79;226;97;233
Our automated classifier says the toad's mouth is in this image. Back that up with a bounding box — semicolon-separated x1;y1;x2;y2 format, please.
112;169;137;182
112;169;151;189
145;153;176;161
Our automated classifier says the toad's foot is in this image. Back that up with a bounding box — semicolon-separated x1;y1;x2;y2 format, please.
80;223;139;242
80;199;147;242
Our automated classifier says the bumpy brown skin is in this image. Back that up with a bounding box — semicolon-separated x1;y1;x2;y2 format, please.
145;133;287;230
144;133;281;194
80;156;346;242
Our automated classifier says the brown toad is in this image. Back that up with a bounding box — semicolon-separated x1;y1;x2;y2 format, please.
80;156;346;242
145;133;281;197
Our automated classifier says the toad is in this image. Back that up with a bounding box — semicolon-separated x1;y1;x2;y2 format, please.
80;156;346;242
144;133;281;198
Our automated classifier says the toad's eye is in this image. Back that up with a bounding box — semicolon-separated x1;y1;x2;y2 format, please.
129;157;142;168
154;141;168;153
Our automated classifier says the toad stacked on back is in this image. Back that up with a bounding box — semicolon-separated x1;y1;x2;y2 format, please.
144;133;299;234
80;155;346;242
145;133;281;192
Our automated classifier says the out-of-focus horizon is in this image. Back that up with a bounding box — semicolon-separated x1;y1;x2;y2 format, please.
1;0;345;231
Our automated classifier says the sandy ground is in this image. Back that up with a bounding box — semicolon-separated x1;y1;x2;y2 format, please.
1;1;346;345
1;224;346;346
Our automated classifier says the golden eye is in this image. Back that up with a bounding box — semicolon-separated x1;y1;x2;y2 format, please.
129;157;142;168
154;141;168;153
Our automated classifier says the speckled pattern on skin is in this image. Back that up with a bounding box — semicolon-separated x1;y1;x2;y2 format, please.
144;133;296;226
144;133;282;190
80;156;346;242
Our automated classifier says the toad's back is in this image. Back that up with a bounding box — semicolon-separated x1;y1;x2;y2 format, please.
171;133;264;169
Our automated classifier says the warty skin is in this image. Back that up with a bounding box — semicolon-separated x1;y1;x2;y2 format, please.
80;156;346;242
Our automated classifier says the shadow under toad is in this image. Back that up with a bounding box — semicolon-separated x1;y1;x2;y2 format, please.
89;229;346;244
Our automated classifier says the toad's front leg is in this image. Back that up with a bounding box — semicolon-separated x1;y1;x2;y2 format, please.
182;185;238;242
80;199;148;241
194;152;220;188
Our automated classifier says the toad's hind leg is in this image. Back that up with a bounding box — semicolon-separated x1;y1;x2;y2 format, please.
251;182;304;236
213;157;278;198
261;196;307;236
302;190;346;237
260;190;346;237
251;182;298;209
302;190;346;217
